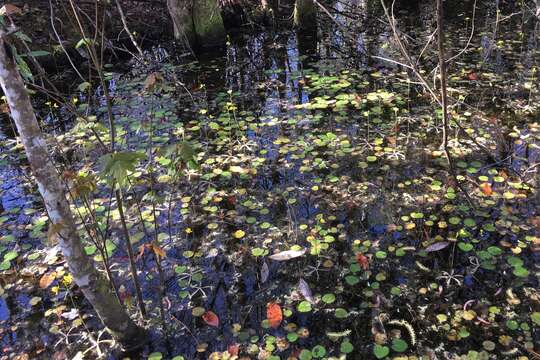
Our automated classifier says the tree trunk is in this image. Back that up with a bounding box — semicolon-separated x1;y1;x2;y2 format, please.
294;0;317;30
192;0;226;48
168;0;225;49
261;0;278;25
167;0;196;47
0;31;146;349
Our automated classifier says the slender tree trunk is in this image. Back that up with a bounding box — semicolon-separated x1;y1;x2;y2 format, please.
0;30;146;349
436;0;473;211
115;0;144;59
436;0;449;154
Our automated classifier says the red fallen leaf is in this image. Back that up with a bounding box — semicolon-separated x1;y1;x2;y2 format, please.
355;252;369;270
479;182;493;196
227;343;239;356
227;195;237;205
467;72;479;80
266;302;283;328
202;310;219;327
39;271;57;289
488;116;498;125
118;286;132;304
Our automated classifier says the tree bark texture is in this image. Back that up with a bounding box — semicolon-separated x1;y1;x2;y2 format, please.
167;0;196;46
0;32;146;349
168;0;225;49
294;0;317;30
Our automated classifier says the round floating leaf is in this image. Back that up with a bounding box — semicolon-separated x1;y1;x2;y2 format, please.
340;341;354;354
391;338;408;352
299;349;312;360
3;251;18;261
513;267;529;278
335;308;348;319
297;301;312;313
312;345;326;358
287;332;299;342
233;230;245;239
251;248;265;257
373;344;390;359
482;340;496;351
458;242;473;252
148;353;163;360
506;320;519;330
531;312;540;326
192;307;205;317
507;256;523;267
322;293;336;304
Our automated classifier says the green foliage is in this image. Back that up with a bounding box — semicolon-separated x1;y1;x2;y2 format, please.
99;151;146;187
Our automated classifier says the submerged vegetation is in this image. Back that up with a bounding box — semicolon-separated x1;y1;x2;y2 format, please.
0;0;539;359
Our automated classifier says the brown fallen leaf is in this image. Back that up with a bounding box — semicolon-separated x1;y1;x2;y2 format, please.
39;271;57;289
0;4;22;16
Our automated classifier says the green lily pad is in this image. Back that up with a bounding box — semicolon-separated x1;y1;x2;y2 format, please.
373;344;390;359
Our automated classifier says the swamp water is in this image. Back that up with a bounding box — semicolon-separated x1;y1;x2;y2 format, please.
1;2;540;359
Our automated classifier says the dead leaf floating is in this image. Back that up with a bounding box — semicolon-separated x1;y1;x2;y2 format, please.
39;271;57;289
268;248;306;261
0;4;22;16
260;261;269;283
202;310;219;327
425;241;450;252
298;278;315;304
266;302;283;328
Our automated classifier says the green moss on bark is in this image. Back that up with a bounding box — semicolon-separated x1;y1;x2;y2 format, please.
193;0;225;48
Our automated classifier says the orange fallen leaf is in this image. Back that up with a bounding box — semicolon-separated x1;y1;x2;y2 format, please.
152;242;166;258
39;271;57;289
202;310;219;327
136;244;147;260
479;182;493;196
355;252;369;270
266;302;283;328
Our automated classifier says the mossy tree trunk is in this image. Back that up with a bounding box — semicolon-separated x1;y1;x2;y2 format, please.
167;0;196;48
192;0;226;47
0;30;146;350
293;0;317;30
168;0;225;49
